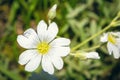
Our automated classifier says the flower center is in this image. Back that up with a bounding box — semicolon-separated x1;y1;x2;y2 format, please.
108;34;116;44
37;42;50;54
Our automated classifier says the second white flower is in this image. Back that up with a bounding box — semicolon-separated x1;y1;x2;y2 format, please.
100;32;120;59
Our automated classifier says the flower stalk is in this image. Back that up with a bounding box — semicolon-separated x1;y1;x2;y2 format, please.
71;15;120;52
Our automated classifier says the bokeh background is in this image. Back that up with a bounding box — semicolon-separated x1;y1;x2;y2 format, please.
0;0;120;80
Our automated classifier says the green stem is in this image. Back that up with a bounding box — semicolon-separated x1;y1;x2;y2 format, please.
71;16;119;52
80;44;101;51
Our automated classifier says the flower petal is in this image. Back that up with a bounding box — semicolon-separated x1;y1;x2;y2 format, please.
18;50;38;65
49;47;70;57
107;42;113;55
100;33;108;42
17;28;39;49
37;20;47;42
112;46;120;59
51;56;63;70
25;54;41;72
107;42;120;59
50;38;70;47
46;22;58;42
42;54;54;74
86;52;100;59
116;39;120;48
110;32;120;37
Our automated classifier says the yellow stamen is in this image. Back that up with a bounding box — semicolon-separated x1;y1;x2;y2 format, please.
37;42;50;54
108;34;116;44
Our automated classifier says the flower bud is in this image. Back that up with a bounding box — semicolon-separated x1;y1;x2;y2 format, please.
48;4;57;20
73;51;100;60
86;52;100;59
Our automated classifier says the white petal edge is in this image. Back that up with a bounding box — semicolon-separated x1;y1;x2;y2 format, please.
42;55;54;74
50;38;71;47
116;39;120;48
111;45;120;59
110;32;120;37
107;42;114;55
100;33;108;42
25;54;41;72
49;47;70;57
107;42;120;59
46;22;58;43
112;46;120;59
17;28;39;49
18;50;38;65
37;20;47;42
51;56;63;70
86;52;100;59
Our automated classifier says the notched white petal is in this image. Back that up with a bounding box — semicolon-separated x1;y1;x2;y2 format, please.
18;50;38;65
107;42;120;59
25;54;41;72
107;42;113;55
42;55;54;74
37;20;47;42
51;56;63;70
37;20;47;30
17;28;39;49
46;22;58;42
111;45;120;59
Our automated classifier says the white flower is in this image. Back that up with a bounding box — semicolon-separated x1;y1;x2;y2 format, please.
73;51;100;60
17;20;70;74
100;32;120;59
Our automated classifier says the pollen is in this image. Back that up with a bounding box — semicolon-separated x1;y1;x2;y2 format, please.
108;34;116;44
37;42;50;54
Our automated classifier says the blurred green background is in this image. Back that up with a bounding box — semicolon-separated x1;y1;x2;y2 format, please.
0;0;120;80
